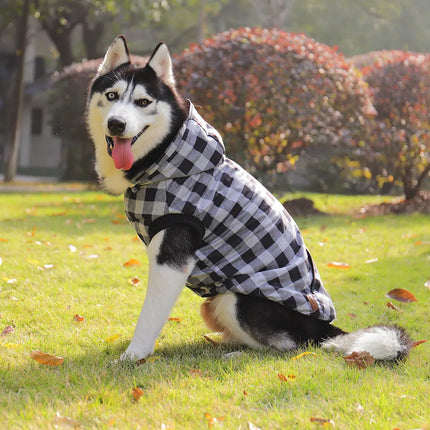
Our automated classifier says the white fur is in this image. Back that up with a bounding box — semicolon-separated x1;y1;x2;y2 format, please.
87;83;173;194
121;230;195;361
98;36;129;75
267;332;298;351
209;294;263;348
322;326;404;360
148;43;175;86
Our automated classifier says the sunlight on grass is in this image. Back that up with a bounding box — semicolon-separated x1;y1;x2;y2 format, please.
0;191;429;429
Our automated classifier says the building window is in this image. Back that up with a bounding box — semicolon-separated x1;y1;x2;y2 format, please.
31;108;43;135
34;56;45;80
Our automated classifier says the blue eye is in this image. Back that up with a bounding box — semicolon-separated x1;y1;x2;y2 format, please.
106;91;119;101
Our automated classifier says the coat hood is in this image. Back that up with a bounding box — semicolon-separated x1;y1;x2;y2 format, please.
130;103;225;186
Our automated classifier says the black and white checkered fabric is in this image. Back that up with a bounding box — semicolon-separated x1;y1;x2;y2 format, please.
125;103;335;321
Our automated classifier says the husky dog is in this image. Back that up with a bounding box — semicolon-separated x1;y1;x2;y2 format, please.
87;36;411;362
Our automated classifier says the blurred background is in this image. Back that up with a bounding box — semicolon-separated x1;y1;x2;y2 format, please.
1;0;429;199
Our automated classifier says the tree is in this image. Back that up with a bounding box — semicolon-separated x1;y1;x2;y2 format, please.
352;51;430;200
3;0;30;182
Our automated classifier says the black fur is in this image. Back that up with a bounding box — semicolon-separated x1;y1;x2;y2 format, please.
156;223;202;270
235;294;345;347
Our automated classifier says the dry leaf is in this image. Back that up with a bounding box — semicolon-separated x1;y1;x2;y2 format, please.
132;387;144;401
30;350;64;366
411;339;426;348
347;313;357;318
73;314;84;322
53;412;82;429
1;325;14;336
123;258;140;268
386;301;403;312
0;237;8;242
189;368;204;377
168;317;182;323
310;417;335;426
343;351;375;369
386;288;418;303
38;264;55;271
203;332;223;346
278;373;296;382
204;412;225;428
291;351;316;361
104;334;121;343
327;261;351;269
128;276;141;286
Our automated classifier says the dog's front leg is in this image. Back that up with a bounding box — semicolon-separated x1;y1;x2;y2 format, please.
121;228;195;361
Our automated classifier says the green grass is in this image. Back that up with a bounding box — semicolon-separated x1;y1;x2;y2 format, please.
0;190;429;429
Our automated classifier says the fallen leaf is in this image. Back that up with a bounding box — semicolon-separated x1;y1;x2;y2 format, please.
38;264;55;271
203;332;223;346
310;417;335;426
26;227;37;237
204;412;225;428
347;313;357;319
365;258;378;264
414;240;430;246
73;314;84;322
81;218;96;224
386;288;418;303
123;258;140;268
291;351;316;361
1;325;14;336
132;387;144;401
411;339;426;348
53;412;82;429
128;276;141;286
343;351;375;369
189;368;204;377
243;390;248;396
327;261;351;269
386;301;403;312
0;237;8;242
68;245;77;253
1;342;21;349
278;373;296;382
168;317;182;323
104;334;121;343
30;350;64;366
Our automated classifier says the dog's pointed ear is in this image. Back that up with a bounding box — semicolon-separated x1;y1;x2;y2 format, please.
98;35;130;76
148;43;175;86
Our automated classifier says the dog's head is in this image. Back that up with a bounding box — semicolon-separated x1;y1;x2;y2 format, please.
87;36;186;194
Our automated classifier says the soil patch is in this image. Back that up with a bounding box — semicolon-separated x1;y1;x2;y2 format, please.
361;191;430;215
283;197;325;217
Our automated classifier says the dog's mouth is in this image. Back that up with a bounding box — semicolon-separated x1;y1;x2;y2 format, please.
105;126;149;170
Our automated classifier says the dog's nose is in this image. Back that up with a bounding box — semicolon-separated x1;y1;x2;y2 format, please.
107;117;126;135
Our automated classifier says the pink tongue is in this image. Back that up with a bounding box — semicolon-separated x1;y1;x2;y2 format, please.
111;137;134;170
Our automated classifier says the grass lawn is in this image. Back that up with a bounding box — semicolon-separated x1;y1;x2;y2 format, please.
0;190;429;429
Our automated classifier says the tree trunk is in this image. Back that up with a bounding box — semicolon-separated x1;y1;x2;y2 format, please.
82;21;105;60
4;0;30;182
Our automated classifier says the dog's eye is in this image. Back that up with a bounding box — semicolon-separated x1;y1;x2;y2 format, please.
105;92;119;101
135;98;152;108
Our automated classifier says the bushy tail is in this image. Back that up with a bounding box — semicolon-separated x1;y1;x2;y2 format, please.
321;325;412;361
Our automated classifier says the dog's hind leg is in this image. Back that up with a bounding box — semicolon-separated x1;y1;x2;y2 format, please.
121;225;198;361
202;293;344;352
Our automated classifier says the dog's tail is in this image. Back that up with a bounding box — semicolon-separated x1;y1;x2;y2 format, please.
321;324;412;361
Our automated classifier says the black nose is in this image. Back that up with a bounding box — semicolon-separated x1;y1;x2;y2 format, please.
107;117;126;135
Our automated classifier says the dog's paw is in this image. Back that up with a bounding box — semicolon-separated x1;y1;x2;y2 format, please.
120;344;153;363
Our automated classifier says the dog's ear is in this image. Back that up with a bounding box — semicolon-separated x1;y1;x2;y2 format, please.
98;35;130;76
147;43;175;86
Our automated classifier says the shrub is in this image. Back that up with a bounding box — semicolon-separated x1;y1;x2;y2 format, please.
351;50;430;199
174;27;375;187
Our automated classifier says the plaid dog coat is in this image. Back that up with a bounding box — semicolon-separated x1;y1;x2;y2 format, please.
125;103;336;321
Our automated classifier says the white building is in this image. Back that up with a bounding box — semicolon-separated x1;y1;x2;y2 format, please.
0;18;62;179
